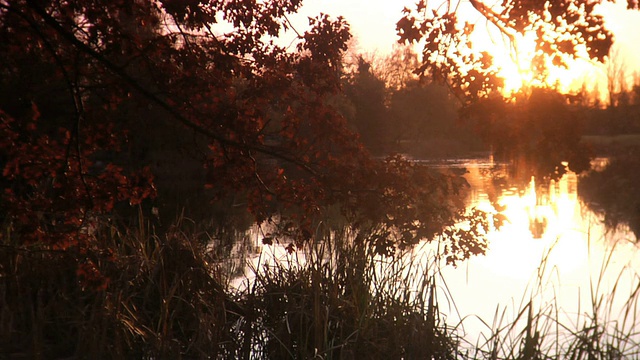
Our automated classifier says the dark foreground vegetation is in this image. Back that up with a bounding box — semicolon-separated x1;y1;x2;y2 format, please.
1;217;459;359
3;0;640;358
3;215;640;359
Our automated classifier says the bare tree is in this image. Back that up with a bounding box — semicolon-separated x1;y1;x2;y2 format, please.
606;45;631;108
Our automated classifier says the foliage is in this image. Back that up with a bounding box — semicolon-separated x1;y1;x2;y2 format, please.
0;0;490;277
389;79;486;158
462;88;592;181
393;0;640;181
341;48;486;159
390;80;458;142
344;44;421;92
397;0;628;103
343;56;392;153
3;213;638;359
242;225;461;359
0;216;240;358
582;78;640;135
0;215;463;359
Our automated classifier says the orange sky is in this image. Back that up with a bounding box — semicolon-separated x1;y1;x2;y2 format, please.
291;0;640;96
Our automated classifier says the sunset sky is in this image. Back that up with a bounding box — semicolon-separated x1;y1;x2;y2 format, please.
289;0;640;95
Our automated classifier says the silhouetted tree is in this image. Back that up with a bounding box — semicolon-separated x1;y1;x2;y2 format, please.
389;80;483;157
343;56;392;153
1;0;490;273
396;0;639;177
397;0;625;104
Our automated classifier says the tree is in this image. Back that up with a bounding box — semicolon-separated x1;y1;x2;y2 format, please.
389;80;482;158
343;56;392;153
396;0;636;104
354;44;422;91
606;46;630;108
0;0;490;274
463;88;592;181
396;0;640;178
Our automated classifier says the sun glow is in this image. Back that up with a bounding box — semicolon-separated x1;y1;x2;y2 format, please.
456;0;640;99
469;27;596;95
469;171;588;279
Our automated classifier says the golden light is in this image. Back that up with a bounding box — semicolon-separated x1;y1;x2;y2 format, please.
291;0;640;101
452;0;640;99
468;26;596;95
469;171;589;280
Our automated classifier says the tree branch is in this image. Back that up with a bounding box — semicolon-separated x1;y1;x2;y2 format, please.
24;0;320;178
468;0;516;43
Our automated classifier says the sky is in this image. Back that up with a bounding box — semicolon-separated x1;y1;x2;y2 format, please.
290;0;408;53
288;0;640;95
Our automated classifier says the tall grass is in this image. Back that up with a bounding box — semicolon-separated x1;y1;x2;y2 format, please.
233;224;459;359
0;215;242;359
460;237;640;359
1;213;639;359
0;214;458;359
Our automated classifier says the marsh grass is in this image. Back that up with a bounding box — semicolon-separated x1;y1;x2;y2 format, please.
460;236;640;359
1;213;639;359
0;214;459;359
237;225;459;359
0;215;242;359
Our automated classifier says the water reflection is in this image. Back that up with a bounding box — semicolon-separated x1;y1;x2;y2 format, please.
230;155;640;353
438;157;640;346
580;151;640;239
462;160;590;275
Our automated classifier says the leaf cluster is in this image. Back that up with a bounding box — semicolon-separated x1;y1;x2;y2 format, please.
0;0;491;282
396;0;633;104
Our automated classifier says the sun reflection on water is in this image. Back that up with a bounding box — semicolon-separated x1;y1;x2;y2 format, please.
236;157;640;353
441;158;640;346
471;172;589;280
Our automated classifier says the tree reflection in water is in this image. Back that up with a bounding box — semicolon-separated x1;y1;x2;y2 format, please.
444;156;640;352
471;142;640;243
471;160;563;241
580;146;640;241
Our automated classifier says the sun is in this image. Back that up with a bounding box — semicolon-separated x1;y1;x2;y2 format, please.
468;24;597;95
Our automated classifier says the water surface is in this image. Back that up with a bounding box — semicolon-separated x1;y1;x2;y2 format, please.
435;157;640;347
232;156;640;351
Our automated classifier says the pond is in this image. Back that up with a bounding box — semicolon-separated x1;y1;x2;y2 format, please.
232;155;640;354
432;156;640;350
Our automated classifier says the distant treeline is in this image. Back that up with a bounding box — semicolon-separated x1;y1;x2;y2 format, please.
341;46;640;156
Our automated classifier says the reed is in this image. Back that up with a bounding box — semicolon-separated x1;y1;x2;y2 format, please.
0;214;241;359
459;237;640;359
237;224;459;359
1;212;639;359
